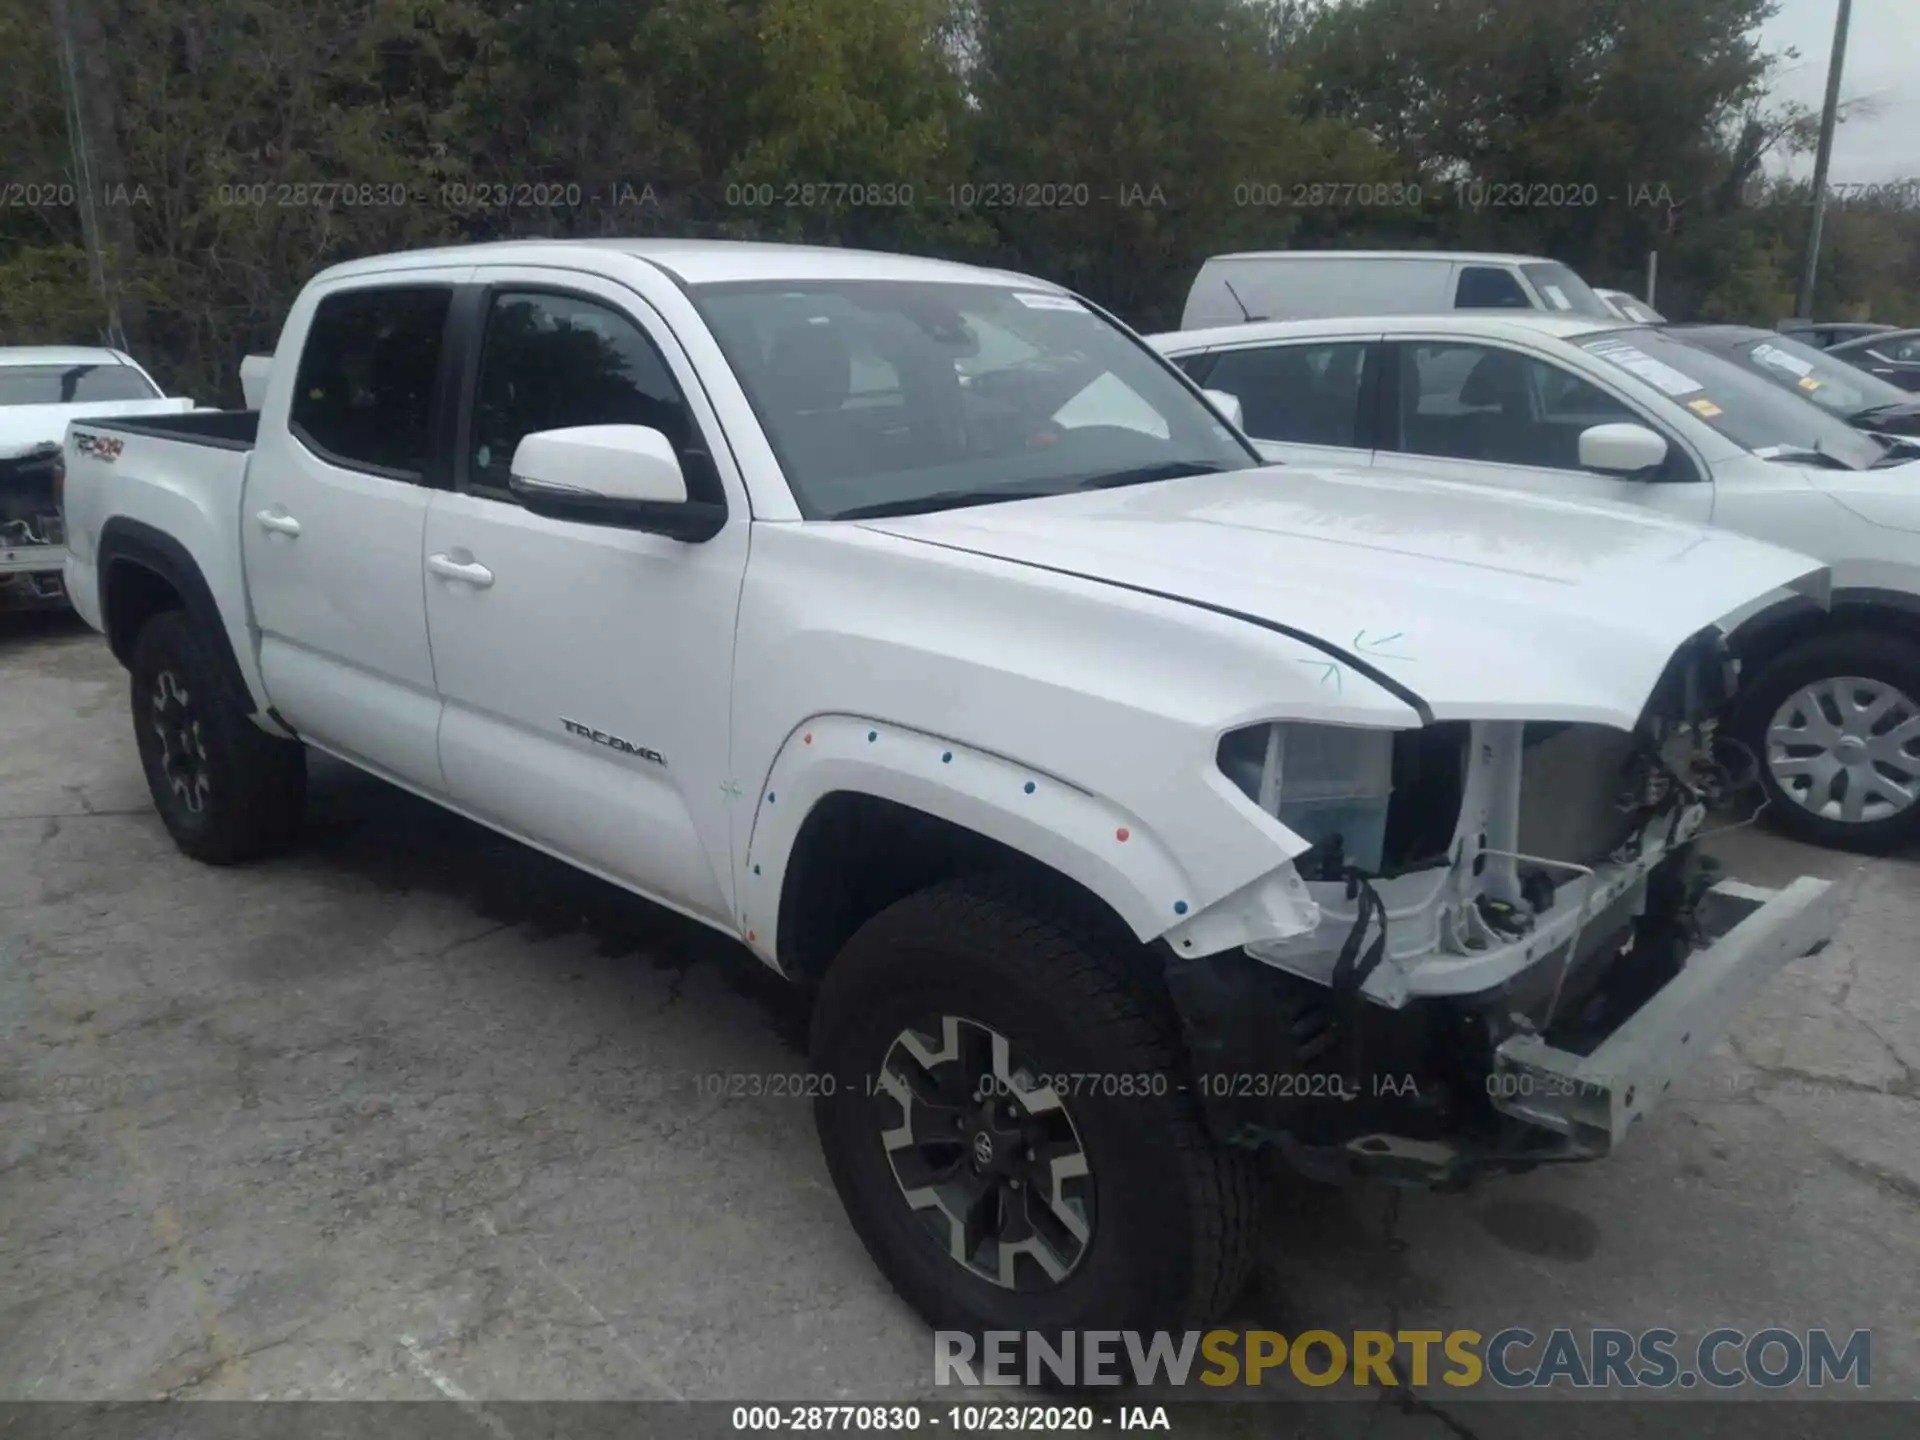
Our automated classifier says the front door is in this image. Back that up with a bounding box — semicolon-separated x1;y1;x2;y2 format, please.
421;271;750;926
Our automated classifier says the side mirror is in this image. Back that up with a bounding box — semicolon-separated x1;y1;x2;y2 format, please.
1579;422;1669;476
1202;388;1245;430
507;425;724;541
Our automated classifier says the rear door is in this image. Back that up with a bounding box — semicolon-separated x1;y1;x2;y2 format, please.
242;270;470;790
420;269;750;925
1370;336;1714;520
1177;338;1381;466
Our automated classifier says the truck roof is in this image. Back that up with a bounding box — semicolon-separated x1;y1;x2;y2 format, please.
314;239;1054;291
0;346;134;368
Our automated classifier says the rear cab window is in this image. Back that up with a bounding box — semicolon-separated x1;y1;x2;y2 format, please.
289;286;453;478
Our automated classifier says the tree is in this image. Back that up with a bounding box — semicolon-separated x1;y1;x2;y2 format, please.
961;0;1394;328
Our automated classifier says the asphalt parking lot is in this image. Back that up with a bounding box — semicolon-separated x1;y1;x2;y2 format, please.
4;609;1918;1429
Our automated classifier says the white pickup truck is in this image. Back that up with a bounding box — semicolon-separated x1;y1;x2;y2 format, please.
61;239;1841;1341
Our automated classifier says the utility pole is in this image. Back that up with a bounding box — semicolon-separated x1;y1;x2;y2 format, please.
1795;0;1853;321
52;0;138;351
53;0;122;348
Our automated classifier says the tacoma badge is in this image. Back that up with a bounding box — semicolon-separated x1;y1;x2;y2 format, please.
561;718;665;765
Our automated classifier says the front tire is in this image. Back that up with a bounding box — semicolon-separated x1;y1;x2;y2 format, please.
811;877;1259;1354
130;610;307;864
1733;629;1920;853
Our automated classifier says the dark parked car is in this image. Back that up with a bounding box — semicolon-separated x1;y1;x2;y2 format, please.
1828;328;1920;394
1667;324;1920;441
1776;319;1900;350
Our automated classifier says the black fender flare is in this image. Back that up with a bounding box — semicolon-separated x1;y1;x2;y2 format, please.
96;517;257;714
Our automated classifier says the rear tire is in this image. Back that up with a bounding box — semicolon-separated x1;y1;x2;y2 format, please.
810;876;1259;1365
130;610;307;864
1732;630;1920;854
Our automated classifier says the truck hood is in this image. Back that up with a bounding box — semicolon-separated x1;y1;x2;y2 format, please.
857;465;1830;730
0;398;193;459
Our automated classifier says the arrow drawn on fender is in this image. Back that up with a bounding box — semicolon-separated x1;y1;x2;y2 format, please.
1298;658;1343;691
1352;629;1414;661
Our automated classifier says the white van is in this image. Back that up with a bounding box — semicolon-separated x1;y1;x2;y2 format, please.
1180;250;1616;330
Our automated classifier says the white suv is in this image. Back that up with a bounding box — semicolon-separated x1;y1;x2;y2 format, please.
1152;313;1920;852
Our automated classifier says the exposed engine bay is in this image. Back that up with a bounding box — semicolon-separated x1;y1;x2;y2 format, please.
0;442;68;607
1224;627;1749;1015
1166;627;1806;1184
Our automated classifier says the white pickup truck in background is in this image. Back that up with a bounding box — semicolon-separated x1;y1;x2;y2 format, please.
1;346;193;608
60;239;1840;1344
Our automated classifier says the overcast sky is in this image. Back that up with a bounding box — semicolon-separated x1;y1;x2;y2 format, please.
1760;0;1917;180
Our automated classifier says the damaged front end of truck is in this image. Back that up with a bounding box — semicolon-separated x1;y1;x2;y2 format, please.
1;442;69;608
1165;626;1843;1187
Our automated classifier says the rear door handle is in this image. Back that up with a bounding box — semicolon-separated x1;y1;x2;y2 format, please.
254;509;301;536
427;552;495;589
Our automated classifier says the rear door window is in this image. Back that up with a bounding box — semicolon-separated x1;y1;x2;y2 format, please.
290;287;452;478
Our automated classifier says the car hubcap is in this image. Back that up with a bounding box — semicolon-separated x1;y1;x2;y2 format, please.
873;1015;1094;1291
151;670;211;815
1766;675;1920;826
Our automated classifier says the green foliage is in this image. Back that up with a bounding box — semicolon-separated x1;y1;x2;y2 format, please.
1;0;1913;400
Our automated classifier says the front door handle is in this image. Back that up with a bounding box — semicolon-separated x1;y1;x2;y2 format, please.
427;552;495;589
254;509;301;536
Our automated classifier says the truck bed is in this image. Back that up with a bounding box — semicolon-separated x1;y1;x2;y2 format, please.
77;408;259;450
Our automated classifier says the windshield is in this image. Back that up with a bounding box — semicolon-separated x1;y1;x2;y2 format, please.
691;280;1256;518
0;362;159;406
1578;328;1892;470
1519;263;1616;320
1670;329;1910;423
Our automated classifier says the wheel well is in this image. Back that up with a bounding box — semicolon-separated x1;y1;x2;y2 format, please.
775;792;1140;987
102;558;186;667
1732;594;1920;683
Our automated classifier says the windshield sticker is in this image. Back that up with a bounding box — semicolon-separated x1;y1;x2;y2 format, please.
1011;292;1087;312
1686;398;1724;419
1541;284;1572;310
1798;376;1823;392
1751;343;1815;378
1587;342;1704;397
